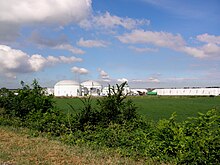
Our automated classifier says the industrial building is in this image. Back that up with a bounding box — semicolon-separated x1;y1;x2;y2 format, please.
81;80;102;96
152;87;220;96
102;83;131;96
53;80;102;97
52;80;220;97
53;80;131;97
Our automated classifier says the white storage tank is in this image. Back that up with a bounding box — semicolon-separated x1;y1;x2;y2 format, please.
81;80;102;96
54;80;80;97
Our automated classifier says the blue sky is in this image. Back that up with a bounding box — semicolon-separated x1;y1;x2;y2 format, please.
0;0;220;88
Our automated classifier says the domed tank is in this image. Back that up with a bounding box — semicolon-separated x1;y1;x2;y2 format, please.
54;80;80;97
81;80;102;96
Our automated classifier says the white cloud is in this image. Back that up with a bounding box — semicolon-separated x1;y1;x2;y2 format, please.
0;0;91;25
71;66;89;75
101;79;111;83
94;12;150;29
118;30;185;49
129;46;158;53
77;38;108;48
197;33;220;44
0;45;82;77
59;56;82;63
182;43;220;59
118;30;220;59
98;69;110;79
0;0;92;42
182;46;206;58
147;77;160;83
54;44;85;54
28;54;47;72
80;12;150;30
117;78;128;83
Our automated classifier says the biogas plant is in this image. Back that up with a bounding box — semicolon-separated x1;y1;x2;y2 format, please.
51;80;130;97
47;80;220;97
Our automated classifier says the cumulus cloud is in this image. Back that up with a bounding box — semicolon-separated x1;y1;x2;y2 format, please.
0;45;82;77
71;66;89;75
118;30;185;49
197;33;220;44
181;43;220;59
80;12;150;30
118;30;220;59
0;0;91;24
54;44;85;54
77;38;108;48
98;69;110;79
0;0;92;42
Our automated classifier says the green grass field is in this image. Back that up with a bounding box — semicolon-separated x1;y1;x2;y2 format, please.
54;96;220;122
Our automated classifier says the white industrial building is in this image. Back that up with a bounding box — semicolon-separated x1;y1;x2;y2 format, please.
153;88;220;96
81;80;102;96
54;80;80;97
102;84;131;96
53;79;220;97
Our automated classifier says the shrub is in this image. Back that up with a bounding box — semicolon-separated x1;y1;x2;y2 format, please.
25;108;70;136
0;79;54;118
68;82;139;131
178;109;220;164
146;109;220;164
97;82;138;125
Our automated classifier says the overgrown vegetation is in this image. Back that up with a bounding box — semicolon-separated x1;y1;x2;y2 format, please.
0;79;53;118
0;80;220;164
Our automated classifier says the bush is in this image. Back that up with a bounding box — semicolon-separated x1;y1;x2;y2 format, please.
0;79;54;118
25;108;70;136
146;109;220;164
69;82;139;131
97;82;138;126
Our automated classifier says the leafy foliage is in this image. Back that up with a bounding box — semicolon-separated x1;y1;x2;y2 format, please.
68;82;139;130
96;82;138;125
0;79;54;118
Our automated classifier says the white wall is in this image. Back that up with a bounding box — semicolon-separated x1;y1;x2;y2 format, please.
54;85;80;97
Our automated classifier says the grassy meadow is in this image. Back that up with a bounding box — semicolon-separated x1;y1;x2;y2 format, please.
54;96;220;122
